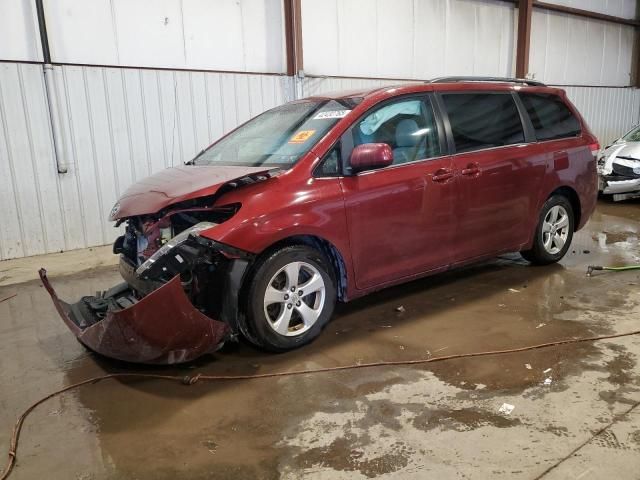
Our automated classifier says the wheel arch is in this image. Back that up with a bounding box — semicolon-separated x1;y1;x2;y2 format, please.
549;186;581;230
243;234;349;303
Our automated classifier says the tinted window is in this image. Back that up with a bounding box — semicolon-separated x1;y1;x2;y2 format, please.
519;93;581;141
349;97;441;166
442;93;525;153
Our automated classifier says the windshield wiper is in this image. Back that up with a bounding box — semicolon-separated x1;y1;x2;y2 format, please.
185;149;206;165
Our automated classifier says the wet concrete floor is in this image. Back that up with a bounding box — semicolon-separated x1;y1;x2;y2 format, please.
1;199;640;479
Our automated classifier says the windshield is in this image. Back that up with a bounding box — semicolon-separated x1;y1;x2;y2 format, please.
622;125;640;143
192;99;355;167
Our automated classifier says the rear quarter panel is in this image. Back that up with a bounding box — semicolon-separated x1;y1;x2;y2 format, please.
520;90;598;250
539;137;597;228
527;136;597;251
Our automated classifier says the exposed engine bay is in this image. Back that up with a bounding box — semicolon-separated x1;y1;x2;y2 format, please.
40;169;281;364
114;200;241;299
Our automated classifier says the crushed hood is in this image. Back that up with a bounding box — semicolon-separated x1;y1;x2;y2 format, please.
110;165;275;219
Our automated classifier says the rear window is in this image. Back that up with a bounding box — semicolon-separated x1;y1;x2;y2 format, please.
519;93;581;142
441;93;525;153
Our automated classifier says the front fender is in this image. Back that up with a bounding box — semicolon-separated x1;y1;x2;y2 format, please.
198;176;356;298
200;177;351;256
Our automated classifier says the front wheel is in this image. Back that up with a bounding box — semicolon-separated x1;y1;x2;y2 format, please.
521;195;575;265
244;245;337;352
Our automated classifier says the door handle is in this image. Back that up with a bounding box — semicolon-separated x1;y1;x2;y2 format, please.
461;162;480;177
432;168;454;183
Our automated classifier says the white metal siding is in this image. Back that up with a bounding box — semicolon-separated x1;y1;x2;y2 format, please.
0;63;62;259
301;0;516;79
564;86;640;145
0;63;292;260
43;0;286;73
541;0;637;19
0;0;42;62
530;10;635;86
302;76;413;97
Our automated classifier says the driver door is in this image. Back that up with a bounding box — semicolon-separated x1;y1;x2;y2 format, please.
339;95;456;290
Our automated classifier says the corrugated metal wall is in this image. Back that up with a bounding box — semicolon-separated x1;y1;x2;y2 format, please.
564;86;640;145
0;63;59;260
301;0;516;79
302;0;637;87
44;0;286;72
302;76;413;97
542;0;637;19
0;0;42;62
0;62;292;260
530;10;635;86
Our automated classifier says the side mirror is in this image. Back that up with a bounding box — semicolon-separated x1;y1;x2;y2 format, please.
349;143;393;173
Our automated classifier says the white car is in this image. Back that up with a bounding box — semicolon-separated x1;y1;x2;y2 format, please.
598;124;640;201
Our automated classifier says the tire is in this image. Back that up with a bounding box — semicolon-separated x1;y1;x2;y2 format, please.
521;195;575;265
244;245;337;352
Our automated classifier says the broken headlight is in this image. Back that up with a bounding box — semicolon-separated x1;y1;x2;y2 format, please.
136;222;215;280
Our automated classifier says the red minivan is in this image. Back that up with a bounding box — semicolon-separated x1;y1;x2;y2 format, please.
42;77;599;364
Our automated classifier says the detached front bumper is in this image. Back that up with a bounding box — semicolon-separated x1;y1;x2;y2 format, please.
39;268;230;364
600;176;640;195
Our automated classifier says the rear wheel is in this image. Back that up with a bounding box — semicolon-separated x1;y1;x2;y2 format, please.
521;195;574;265
245;245;336;352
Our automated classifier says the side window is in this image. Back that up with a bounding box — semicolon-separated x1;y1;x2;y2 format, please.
316;145;341;177
519;93;581;141
349;97;441;166
441;93;525;153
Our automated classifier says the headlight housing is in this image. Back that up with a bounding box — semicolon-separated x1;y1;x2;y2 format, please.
109;201;121;221
136;222;215;278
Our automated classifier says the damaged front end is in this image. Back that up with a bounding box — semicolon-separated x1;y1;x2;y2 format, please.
42;195;257;364
40;269;230;364
598;144;640;201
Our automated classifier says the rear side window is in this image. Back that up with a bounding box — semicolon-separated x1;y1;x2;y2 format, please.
441;93;525;153
519;93;581;141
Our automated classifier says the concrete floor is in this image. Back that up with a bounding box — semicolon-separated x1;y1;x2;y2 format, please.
1;200;640;479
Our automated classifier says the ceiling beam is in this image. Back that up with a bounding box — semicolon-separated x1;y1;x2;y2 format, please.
516;0;533;78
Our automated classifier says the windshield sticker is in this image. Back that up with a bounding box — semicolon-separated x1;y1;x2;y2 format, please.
289;130;316;144
313;110;351;120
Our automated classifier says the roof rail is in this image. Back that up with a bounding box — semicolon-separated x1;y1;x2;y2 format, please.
429;76;546;87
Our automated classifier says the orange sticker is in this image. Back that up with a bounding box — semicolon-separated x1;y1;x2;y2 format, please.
288;129;316;144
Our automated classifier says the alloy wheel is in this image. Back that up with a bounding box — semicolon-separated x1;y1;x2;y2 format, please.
263;261;326;337
542;205;570;255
